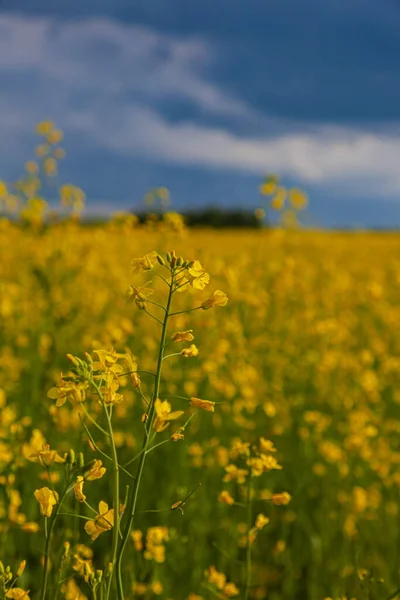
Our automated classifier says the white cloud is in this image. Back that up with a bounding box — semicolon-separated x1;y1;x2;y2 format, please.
0;14;249;116
0;13;400;197
68;104;400;196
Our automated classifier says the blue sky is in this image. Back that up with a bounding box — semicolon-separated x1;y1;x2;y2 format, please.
1;0;400;227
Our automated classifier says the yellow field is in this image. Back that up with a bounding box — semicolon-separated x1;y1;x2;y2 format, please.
1;220;400;600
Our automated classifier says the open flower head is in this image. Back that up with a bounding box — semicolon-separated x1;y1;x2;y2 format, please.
6;589;30;600
171;330;194;343
201;290;228;310
272;492;291;506
27;444;66;468
34;487;59;518
153;399;184;433
84;501;114;540
127;283;154;310
131;251;158;274
218;490;235;505
47;376;88;408
181;344;199;358
83;459;106;481
188;261;210;290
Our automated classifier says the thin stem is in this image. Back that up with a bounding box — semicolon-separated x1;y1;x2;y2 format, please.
169;306;202;317
162;352;182;361
143;308;163;325
79;415;135;480
39;485;71;600
115;271;175;600
58;512;92;520
90;380;120;600
81;404;110;437
243;477;253;600
146;438;170;455
146;299;167;312
150;268;170;286
117;370;156;378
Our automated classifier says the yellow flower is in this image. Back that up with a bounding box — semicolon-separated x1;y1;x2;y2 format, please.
259;438;277;453
47;376;88;408
25;161;38;174
131;251;158;274
171;330;194;343
206;566;226;590
34;487;59;518
190;397;215;412
223;464;248;484
6;589;30;600
21;522;40;533
223;582;240;597
255;513;270;530
181;344;199;358
84;501;114;540
83;459;106;481
153;399;184;433
0;180;8;197
201;290;228;310
289;188;308;210
270;187;287;210
46;129;64;145
44;157;57;177
93;349;122;372
170;429;185;441
127;283;154;309
73;477;86;502
27;444;66;467
271;492;291;506
259;176;277;196
36;120;54;135
218;490;235;505
131;530;143;551
188;261;210;290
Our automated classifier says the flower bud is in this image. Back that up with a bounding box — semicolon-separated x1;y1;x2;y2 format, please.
77;452;85;468
166;252;172;263
157;254;165;266
16;560;26;577
63;541;71;558
66;353;80;367
95;570;103;582
176;256;183;267
67;449;76;465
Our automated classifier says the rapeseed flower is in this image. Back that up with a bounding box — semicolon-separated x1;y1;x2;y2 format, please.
34;487;58;518
84;501;114;540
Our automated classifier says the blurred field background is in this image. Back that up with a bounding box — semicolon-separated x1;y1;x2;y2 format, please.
1;193;400;598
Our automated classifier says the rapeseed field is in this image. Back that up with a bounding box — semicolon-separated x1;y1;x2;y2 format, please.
1;124;400;600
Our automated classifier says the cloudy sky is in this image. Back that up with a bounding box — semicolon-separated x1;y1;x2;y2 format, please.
1;0;400;227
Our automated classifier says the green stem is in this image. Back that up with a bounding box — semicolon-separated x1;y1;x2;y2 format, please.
115;272;174;600
243;477;253;600
39;486;71;600
91;381;120;600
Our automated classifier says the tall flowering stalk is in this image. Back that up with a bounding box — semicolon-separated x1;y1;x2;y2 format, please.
115;250;227;599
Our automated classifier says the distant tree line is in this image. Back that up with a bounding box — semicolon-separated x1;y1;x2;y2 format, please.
135;207;264;228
